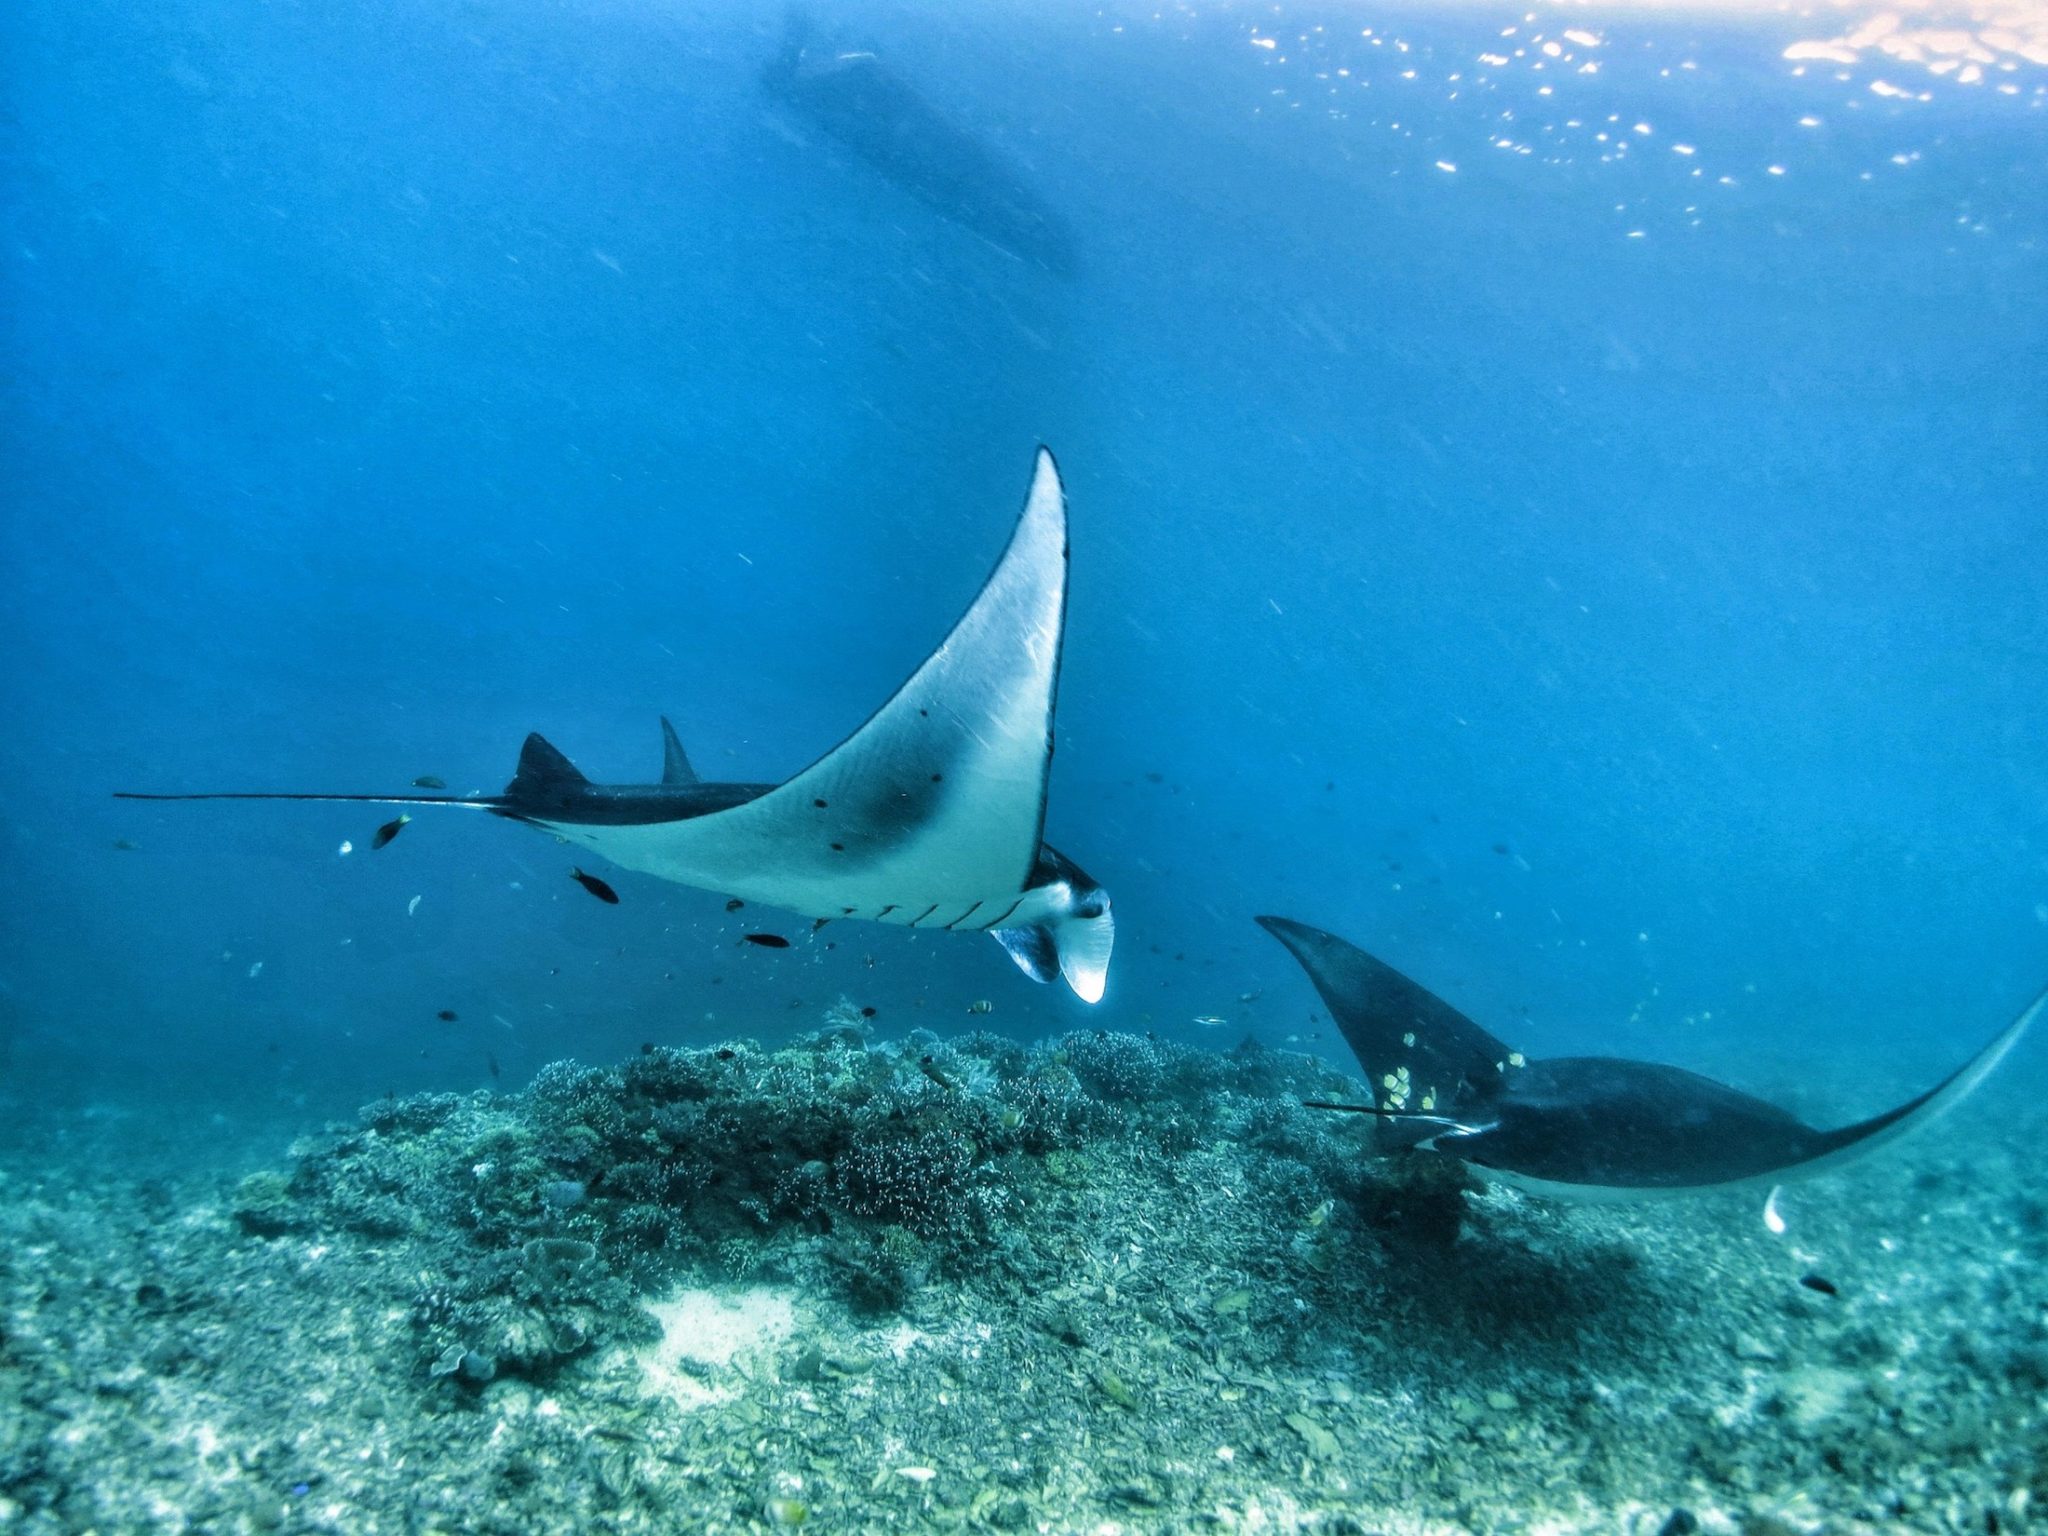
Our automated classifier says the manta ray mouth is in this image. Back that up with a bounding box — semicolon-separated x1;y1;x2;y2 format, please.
1055;908;1114;1005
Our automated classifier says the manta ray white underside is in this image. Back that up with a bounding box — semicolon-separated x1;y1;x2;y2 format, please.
117;449;1115;1001
536;448;1068;928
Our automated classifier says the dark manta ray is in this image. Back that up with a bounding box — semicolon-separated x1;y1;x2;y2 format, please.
1256;916;2043;1201
117;451;1115;1002
760;10;1079;278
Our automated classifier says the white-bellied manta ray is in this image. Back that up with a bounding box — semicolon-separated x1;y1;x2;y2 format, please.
1257;915;2042;1202
116;450;1115;1002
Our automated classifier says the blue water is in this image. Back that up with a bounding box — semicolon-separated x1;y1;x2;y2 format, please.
4;0;2044;1144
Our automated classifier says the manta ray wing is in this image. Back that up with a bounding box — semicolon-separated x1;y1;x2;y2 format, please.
1255;916;1517;1120
1450;985;2048;1204
1719;980;2048;1191
547;449;1067;926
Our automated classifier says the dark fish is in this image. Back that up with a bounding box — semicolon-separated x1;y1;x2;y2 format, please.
113;838;139;851
412;775;447;789
1798;1274;1839;1297
371;814;411;850
725;898;745;912
571;868;620;904
812;917;830;931
487;1053;501;1080
742;933;790;949
860;1006;877;1018
436;1009;458;1022
1491;842;1511;856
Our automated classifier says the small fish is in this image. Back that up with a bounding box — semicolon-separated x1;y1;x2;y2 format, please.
486;1053;501;1080
725;898;745;912
742;933;790;949
337;840;354;856
113;838;139;851
1192;1014;1228;1028
571;868;620;904
1798;1273;1839;1297
860;1006;877;1018
371;814;411;850
412;775;447;789
967;999;994;1015
436;1009;458;1022
917;1054;957;1091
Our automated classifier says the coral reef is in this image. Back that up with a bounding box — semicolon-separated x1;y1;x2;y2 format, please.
0;1014;2041;1534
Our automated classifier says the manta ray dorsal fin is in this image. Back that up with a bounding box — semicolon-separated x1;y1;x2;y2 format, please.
659;717;701;786
569;450;1068;918
510;733;589;796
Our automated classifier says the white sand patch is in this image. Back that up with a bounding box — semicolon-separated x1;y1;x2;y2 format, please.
636;1285;799;1411
1779;1364;1864;1430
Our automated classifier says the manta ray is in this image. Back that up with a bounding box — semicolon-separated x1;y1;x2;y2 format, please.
1257;915;2042;1201
117;450;1114;1002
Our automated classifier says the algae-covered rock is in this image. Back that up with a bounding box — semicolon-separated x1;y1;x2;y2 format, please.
230;1170;301;1237
523;1236;599;1293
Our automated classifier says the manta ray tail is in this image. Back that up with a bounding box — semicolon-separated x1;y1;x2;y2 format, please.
114;790;495;809
1302;1100;1489;1135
